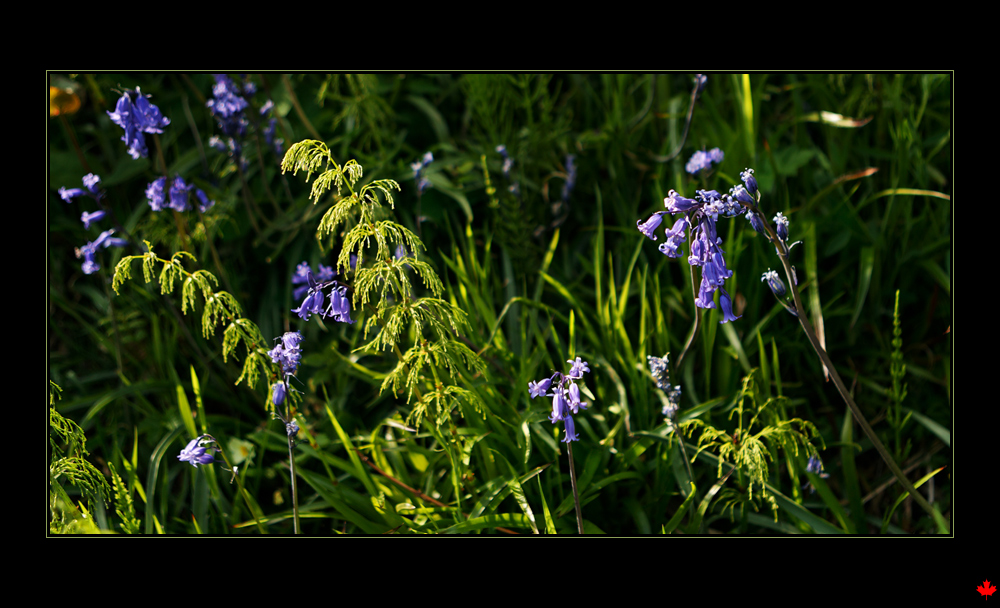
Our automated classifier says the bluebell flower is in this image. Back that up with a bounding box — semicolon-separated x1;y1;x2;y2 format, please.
272;381;288;406
567;357;590;378
146;177;168;211
528;377;553;399
664;189;700;214
637;212;665;240
561;413;580;443
566;382;588;414
549;389;569;423
647;354;670;390
761;269;785;298
803;455;831;493
531;360;591;444
206;74;249;138
291;269;354;324
80;210;105;229
773;212;789;241
177;436;216;468
169;176;194;212
107;87;170;159
287;419;300;437
718;287;741;324
411;151;434;194
746;209;767;235
731;184;755;207
60;174;103;203
685;148;724;174
76;229;126;275
741;168;758;200
269;331;303;376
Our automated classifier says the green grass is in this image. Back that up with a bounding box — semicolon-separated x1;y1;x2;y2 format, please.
48;72;951;534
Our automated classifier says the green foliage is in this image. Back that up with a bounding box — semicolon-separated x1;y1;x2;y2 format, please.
49;73;950;534
680;370;824;503
283;139;486;428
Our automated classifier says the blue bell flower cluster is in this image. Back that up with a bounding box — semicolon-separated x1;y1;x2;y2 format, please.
107;87;170;160
528;357;591;443
637;179;749;323
59;173;127;274
145;175;215;213
290;268;354;324
647;354;682;420
410;151;434;194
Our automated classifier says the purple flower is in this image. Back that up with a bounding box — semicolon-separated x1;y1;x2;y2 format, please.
647;355;670;390
773;212;789;241
291;270;353;324
177;436;216;468
272;381;288;406
637;212;665;240
741;168;758;199
731;184;755;207
206;75;249;138
561;413;580;443
169;176;194;212
287;419;300;437
146;177;168;211
746;209;767;235
80;210;105;229
107;87;170;159
549;389;569;423
528;377;552;399
567;357;590;378
685;149;721;174
59;174;103;203
718;287;741;324
664;189;700;214
269;331;303;376
762;269;785;298
567;382;588;414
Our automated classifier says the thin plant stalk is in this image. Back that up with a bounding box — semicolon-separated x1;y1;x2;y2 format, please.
747;204;942;525
286;424;300;534
566;442;584;534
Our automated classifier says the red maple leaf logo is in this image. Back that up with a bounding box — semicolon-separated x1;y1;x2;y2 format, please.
979;580;997;599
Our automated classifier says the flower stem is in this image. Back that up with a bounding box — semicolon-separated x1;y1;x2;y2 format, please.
286;420;300;534
566;442;584;534
751;207;942;527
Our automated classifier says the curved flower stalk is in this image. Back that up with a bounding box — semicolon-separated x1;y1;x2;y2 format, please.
703;166;941;524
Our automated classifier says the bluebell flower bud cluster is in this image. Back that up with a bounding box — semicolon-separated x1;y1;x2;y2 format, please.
60;173;127;274
107;87;170;160
145;175;215;213
562;155;577;202
647;354;682;420
410;151;433;194
290;268;354;324
269;331;303;408
639;184;745;323
207;74;283;165
685;148;724;174
528;357;592;443
177;435;218;468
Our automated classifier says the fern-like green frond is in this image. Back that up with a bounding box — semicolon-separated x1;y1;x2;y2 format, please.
201;291;242;339
281;139;334;183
